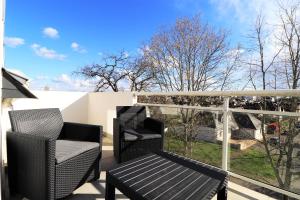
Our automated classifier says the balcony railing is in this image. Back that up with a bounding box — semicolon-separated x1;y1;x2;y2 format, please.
135;90;300;199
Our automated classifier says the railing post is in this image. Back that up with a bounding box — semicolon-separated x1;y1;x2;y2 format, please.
222;97;230;171
132;92;137;105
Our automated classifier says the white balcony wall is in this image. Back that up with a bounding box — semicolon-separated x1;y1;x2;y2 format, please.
10;90;89;123
88;92;136;136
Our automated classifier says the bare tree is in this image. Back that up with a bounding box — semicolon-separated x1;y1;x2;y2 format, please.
275;2;300;197
143;15;235;92
142;15;238;156
76;51;155;92
244;5;300;198
77;51;129;92
219;45;243;91
244;13;282;90
126;57;154;92
245;14;285;190
277;2;300;90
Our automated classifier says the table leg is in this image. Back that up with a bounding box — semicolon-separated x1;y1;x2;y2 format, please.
105;182;115;200
217;186;227;200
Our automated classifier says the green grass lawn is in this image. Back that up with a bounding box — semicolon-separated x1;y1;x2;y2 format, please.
164;136;277;185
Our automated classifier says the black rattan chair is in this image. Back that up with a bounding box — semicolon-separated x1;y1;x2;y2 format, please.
113;106;164;163
7;108;103;200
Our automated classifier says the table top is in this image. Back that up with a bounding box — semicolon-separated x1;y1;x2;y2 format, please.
107;152;227;200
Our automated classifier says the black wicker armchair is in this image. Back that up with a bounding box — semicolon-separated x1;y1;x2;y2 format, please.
7;108;103;200
113;106;164;163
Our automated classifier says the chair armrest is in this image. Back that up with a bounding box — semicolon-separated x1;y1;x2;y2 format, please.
61;122;102;144
144;118;165;135
113;118;123;137
7;131;56;200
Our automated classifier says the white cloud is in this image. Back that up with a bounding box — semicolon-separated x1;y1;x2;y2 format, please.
6;68;29;78
52;74;94;91
71;42;87;53
55;74;71;83
4;37;25;47
209;0;278;25
209;0;285;60
43;27;59;39
98;52;103;56
35;75;49;80
27;75;51;90
71;42;79;49
28;74;95;91
31;43;66;60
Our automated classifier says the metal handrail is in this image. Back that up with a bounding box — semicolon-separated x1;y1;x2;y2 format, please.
136;89;300;97
136;103;300;117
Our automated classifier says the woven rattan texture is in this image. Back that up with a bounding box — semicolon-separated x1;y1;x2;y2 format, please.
7;108;103;200
9;108;64;139
55;148;101;199
121;138;162;162
114;106;164;163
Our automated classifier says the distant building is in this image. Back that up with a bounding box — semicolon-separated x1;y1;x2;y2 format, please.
157;107;263;142
231;113;263;140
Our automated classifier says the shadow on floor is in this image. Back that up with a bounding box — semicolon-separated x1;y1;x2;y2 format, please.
66;179;126;200
67;149;128;200
228;188;258;200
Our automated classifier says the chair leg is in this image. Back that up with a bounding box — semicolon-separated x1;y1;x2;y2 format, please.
105;182;115;200
217;186;227;200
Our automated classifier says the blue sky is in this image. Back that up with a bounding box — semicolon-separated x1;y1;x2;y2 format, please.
4;0;269;91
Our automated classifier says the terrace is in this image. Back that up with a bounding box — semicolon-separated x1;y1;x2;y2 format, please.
2;1;300;199
2;89;300;200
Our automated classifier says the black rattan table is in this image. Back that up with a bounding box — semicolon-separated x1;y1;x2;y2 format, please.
106;151;228;200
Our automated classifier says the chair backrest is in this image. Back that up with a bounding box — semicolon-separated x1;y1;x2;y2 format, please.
116;106;146;129
9;108;64;139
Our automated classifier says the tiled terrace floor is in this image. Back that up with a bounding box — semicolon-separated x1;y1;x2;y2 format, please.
68;137;276;200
